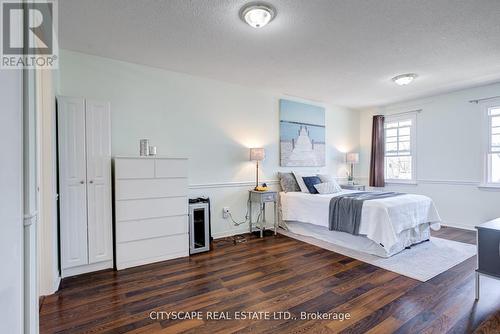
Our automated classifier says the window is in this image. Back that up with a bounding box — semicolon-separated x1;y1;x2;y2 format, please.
384;113;417;183
484;104;500;185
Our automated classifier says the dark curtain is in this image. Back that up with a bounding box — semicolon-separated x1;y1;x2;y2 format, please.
369;115;385;187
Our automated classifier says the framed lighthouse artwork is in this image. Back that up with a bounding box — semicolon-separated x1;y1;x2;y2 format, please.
279;99;326;167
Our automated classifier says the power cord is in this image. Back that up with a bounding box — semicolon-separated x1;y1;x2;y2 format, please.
230;199;264;227
230;198;251;226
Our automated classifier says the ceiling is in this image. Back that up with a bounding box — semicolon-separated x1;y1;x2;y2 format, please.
59;0;500;109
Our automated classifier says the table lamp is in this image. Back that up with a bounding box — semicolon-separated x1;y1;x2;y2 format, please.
346;152;359;183
250;148;265;190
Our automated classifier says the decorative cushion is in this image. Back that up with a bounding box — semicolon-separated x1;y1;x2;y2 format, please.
293;172;316;193
314;182;342;194
302;176;322;194
278;172;300;192
317;174;342;192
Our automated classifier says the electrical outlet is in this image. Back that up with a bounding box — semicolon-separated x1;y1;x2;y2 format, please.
222;207;230;219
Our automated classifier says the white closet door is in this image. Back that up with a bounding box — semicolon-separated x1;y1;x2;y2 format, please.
85;100;113;264
57;97;88;269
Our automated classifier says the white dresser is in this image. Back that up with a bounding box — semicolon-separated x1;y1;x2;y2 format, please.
113;156;189;270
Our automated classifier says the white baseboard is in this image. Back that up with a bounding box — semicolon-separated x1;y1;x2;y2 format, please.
212;227;250;239
52;275;61;293
61;260;113;278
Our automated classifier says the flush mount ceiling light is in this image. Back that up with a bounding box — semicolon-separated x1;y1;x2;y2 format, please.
392;73;418;86
240;3;276;28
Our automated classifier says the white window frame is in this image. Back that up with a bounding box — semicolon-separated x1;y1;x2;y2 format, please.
481;100;500;188
384;112;417;184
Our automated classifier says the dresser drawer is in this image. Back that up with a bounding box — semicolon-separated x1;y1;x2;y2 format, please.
115;158;154;179
115;178;188;200
115;196;188;221
116;234;189;270
116;215;188;243
478;229;500;276
155;159;188;178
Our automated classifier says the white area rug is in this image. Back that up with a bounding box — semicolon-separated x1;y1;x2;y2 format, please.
279;230;476;282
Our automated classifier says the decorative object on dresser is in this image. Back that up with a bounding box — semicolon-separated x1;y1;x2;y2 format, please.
250;147;266;190
248;190;278;238
139;139;149;156
148;146;157;156
57;96;113;278
346;152;359;185
188;197;211;254
114;156;189;270
475;218;500;300
340;184;366;191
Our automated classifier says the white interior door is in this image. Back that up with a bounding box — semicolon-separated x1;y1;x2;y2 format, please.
57;97;89;269
85;100;113;264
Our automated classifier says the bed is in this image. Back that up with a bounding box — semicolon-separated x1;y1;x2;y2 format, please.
280;189;442;257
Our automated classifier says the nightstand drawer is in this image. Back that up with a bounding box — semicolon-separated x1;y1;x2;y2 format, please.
249;191;277;203
261;193;277;202
340;184;365;191
478;229;500;276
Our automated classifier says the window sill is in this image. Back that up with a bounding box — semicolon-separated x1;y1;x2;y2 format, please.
385;180;418;185
478;184;500;190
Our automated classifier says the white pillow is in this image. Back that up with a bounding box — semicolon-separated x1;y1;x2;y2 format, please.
293;172;316;193
317;174;342;192
314;182;342;194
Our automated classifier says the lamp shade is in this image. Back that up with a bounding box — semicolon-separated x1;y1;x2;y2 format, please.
346;152;359;164
250;148;265;161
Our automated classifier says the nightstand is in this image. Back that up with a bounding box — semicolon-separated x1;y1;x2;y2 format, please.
248;190;278;238
340;184;366;191
475;219;500;300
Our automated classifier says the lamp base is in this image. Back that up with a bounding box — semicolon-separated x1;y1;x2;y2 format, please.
254;183;269;192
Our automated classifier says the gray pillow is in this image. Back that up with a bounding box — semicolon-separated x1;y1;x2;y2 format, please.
278;172;300;192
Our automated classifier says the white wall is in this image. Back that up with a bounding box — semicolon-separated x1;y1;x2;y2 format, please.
0;70;24;333
59;50;360;237
358;82;500;230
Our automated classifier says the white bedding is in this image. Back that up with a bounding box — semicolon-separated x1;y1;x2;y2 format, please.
280;190;441;252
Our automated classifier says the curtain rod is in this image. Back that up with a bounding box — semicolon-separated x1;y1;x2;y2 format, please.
469;95;500;104
385;109;422;117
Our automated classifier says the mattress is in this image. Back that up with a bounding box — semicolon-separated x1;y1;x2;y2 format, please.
280;190;441;254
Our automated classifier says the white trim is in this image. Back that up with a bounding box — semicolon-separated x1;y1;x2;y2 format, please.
52;276;61;293
418;179;478;186
385;180;418;185
481;100;500;186
362;176;481;187
113;155;188;160
189;180;280;190
61;260;113;278
212;227;250;239
477;184;500;191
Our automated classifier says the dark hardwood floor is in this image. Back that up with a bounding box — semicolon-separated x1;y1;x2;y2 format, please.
40;226;500;333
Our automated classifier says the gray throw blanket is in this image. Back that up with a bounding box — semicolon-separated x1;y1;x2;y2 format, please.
329;192;404;235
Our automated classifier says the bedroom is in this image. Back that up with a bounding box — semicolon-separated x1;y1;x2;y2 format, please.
1;0;500;333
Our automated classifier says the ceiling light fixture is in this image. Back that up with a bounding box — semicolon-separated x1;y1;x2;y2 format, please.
240;3;276;28
392;73;418;86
